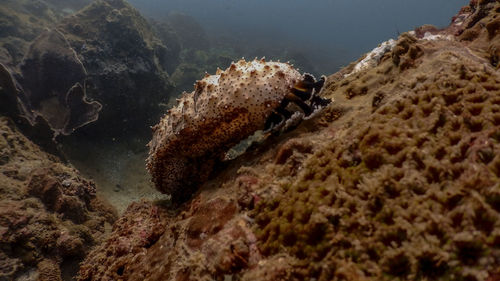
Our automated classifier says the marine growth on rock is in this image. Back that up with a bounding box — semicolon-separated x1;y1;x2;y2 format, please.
147;58;331;201
77;1;500;280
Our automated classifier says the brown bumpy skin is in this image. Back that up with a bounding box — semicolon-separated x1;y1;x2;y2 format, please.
147;59;303;200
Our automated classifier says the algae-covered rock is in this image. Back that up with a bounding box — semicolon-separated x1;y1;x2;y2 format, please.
57;0;175;137
253;1;500;280
0;0;90;69
150;19;182;75
17;29;102;136
0;0;60;69
0;117;117;280
0;28;103;138
165;12;210;51
0;0;178;138
43;0;92;13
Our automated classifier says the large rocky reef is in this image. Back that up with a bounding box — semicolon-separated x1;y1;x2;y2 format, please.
13;29;102;136
0;0;79;69
77;1;500;280
0;117;117;280
165;12;210;52
57;0;175;137
0;0;320;139
0;0;79;126
0;0;177;138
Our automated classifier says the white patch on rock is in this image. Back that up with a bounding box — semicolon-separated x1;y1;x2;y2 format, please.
346;38;396;77
422;32;454;41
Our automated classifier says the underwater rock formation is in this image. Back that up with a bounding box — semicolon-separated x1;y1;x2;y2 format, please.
0;63;20;118
0;0;91;69
0;117;117;280
0;29;102;137
43;0;92;13
56;0;175;137
80;0;499;280
252;1;500;280
147;59;329;201
170;62;209;93
150;20;182;75
16;29;102;136
0;0;177;138
77;201;171;280
165;12;210;51
0;0;60;69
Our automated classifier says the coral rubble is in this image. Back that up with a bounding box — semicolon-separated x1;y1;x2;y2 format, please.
0;117;117;280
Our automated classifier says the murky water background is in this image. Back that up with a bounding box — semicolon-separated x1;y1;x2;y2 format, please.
129;0;469;74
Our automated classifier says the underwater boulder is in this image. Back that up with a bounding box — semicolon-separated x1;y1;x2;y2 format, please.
0;0;109;138
56;0;175;137
16;29;102;137
165;12;210;51
0;0;178;138
0;0;63;70
0;29;102;137
169;62;205;93
0;0;90;66
150;19;182;75
79;1;500;280
0;63;20;117
0;117;117;280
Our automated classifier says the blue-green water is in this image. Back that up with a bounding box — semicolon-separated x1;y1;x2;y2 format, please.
129;0;469;74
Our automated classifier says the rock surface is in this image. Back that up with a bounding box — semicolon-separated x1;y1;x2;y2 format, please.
149;20;182;75
0;0;91;79
56;0;175;137
0;0;81;127
78;1;500;280
0;0;177;138
17;29;102;136
0;116;117;280
0;0;70;69
165;12;210;52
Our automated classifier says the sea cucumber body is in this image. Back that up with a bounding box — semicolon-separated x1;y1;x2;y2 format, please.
147;59;302;197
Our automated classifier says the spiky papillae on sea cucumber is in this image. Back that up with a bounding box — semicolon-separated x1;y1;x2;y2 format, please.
147;59;318;200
